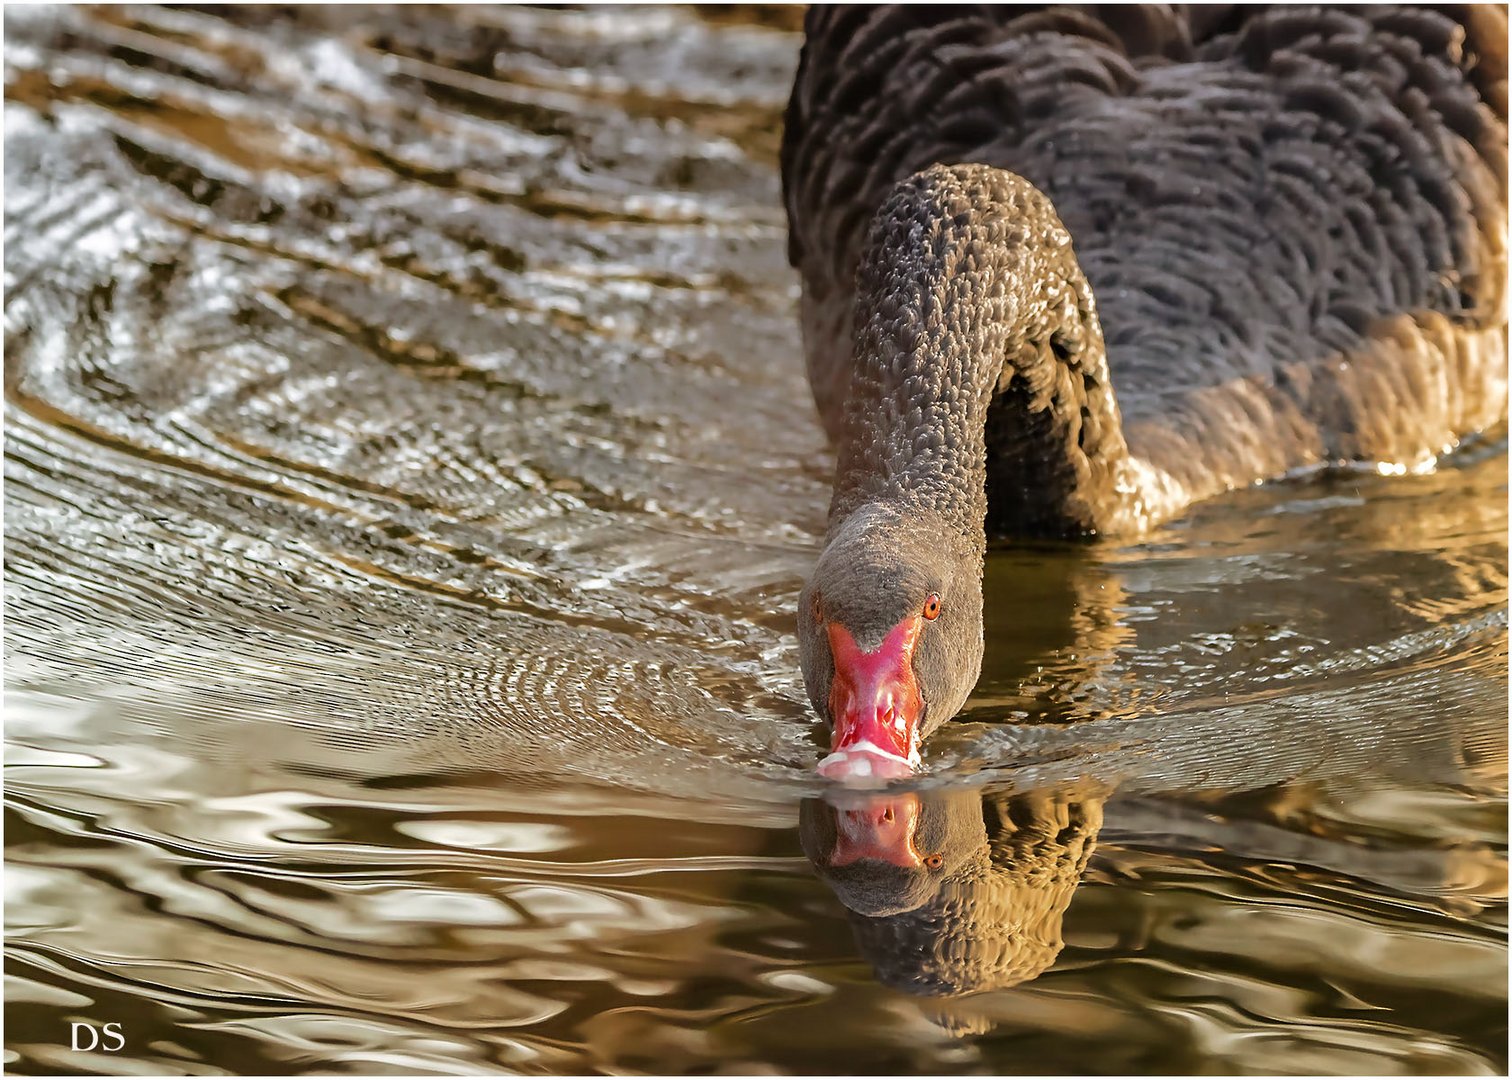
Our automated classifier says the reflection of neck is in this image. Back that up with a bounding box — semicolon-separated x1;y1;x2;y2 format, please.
984;788;1105;885
840;784;1108;997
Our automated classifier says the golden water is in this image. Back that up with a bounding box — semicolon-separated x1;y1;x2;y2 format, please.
5;6;1506;1074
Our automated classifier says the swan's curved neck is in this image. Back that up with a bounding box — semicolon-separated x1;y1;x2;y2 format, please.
831;165;1153;539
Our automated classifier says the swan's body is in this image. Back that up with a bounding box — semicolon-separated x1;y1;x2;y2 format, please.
786;5;1507;533
784;6;1509;777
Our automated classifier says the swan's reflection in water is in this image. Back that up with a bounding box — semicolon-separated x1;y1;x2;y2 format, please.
796;494;1507;1013
801;783;1106;995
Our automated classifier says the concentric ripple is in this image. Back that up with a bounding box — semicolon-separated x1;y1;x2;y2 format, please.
5;6;1506;1075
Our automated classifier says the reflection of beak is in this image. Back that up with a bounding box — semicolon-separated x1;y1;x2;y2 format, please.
818;617;923;781
829;792;923;867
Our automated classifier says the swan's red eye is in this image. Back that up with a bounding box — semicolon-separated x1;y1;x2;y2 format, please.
924;853;944;870
922;594;942;620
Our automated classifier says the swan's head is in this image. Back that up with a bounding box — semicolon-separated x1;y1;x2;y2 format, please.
798;505;983;779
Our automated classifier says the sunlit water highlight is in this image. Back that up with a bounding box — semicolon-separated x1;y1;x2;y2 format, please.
5;6;1506;1075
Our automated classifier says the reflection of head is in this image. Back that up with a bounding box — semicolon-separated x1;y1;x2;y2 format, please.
801;785;1104;995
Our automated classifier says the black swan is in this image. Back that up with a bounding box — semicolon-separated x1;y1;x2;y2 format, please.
782;6;1509;779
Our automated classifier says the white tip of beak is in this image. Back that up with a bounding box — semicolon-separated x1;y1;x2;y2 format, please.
818;740;918;783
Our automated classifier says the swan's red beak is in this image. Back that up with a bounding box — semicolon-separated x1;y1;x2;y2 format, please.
817;617;923;781
827;793;923;867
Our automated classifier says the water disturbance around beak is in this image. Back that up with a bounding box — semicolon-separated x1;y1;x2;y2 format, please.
5;6;1507;1075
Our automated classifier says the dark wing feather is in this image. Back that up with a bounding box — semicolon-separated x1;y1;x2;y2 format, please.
783;5;1507;463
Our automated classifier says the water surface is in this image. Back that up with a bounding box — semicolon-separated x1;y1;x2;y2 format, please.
5;6;1507;1075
